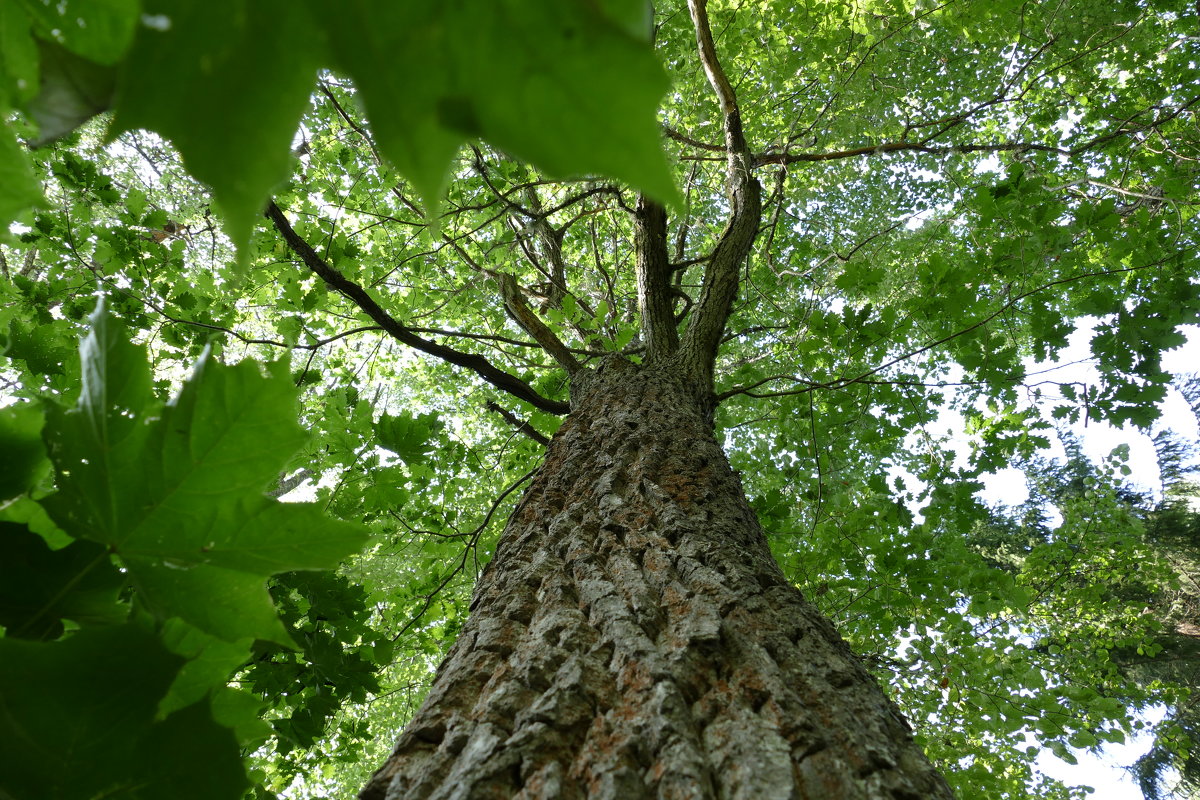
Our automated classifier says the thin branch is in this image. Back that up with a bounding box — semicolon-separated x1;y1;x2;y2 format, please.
717;260;1170;401
484;400;550;447
266;201;569;415
268;468;316;499
389;466;539;642
753;140;1068;167
747;93;1199;168
108;277;382;352
663;124;725;153
407;325;601;355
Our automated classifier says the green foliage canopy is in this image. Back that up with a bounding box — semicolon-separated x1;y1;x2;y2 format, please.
1;0;1199;798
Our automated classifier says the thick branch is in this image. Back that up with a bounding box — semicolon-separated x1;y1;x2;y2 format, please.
678;0;763;389
266;201;569;415
492;271;582;375
268;468;316;499
634;195;678;362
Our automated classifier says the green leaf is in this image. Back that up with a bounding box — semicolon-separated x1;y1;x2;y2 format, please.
0;5;42;225
15;0;137;65
0;2;39;106
375;409;442;463
0;624;248;800
0;495;70;547
42;300;154;534
210;686;274;749
23;39;116;144
109;0;323;251
141;700;251;800
315;0;678;214
0;119;42;228
44;301;368;644
3;318;74;376
594;0;654;40
0;401;46;501
0;521;126;639
131;563;295;645
158;617;254;718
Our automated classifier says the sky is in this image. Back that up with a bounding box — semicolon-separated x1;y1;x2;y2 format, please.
979;322;1200;508
1036;708;1168;800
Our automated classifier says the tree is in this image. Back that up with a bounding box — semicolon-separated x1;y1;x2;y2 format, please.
965;418;1200;798
1;1;1198;798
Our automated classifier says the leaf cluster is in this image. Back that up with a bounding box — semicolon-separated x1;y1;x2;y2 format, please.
0;301;367;800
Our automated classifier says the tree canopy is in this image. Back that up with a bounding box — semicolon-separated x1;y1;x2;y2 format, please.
1;0;1198;798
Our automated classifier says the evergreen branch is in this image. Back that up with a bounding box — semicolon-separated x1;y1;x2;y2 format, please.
266;201;570;415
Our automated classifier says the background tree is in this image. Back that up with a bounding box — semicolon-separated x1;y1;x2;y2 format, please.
964;409;1200;798
1;0;1199;798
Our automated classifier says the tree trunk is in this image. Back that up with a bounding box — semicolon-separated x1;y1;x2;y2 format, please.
361;358;954;800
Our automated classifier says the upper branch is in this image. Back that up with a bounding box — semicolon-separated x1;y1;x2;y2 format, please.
492;270;582;375
678;0;763;389
714;258;1173;402
266;201;569;415
517;185;569;308
634;194;678;362
752;139;1068;166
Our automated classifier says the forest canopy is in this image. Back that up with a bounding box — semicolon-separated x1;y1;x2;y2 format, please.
1;0;1199;798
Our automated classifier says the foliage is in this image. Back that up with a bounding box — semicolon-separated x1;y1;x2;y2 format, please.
0;0;674;248
0;301;367;799
2;0;1200;798
961;429;1200;798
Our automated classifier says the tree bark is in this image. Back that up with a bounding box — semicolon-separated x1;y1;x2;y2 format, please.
361;359;954;800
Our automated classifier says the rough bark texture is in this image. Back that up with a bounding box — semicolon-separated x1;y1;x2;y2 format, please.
634;196;679;364
361;359;954;800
